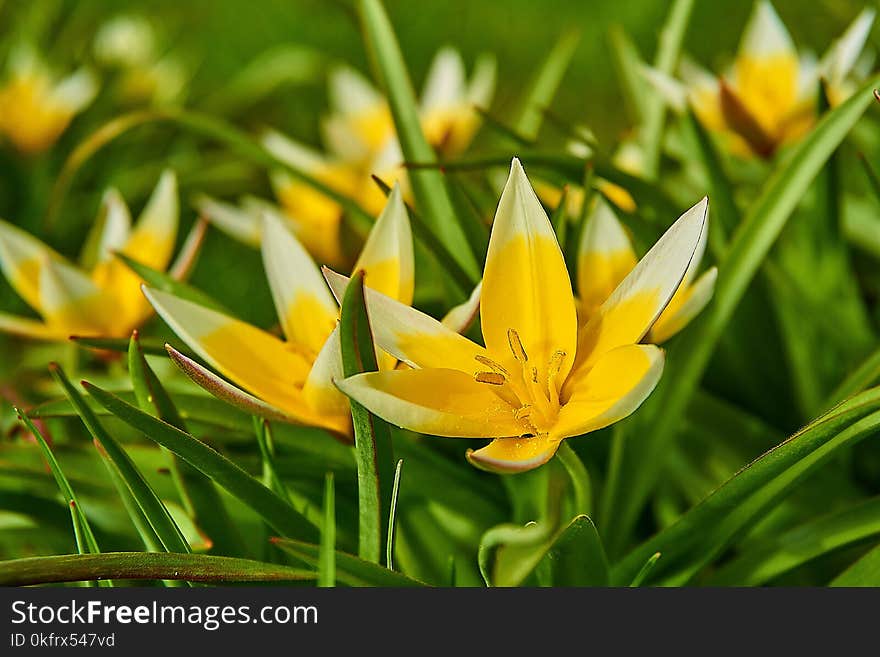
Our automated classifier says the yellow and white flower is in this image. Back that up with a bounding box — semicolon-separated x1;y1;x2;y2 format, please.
646;2;875;158
330;159;708;473
146;185;414;438
0;46;98;154
0;172;179;340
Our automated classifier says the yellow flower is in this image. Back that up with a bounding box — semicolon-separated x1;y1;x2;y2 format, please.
199;49;493;267
647;3;874;158
577;198;716;342
0;47;98;154
145;185;415;439
330;159;707;473
0;172;179;340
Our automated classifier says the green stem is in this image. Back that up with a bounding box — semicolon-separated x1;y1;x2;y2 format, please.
555;442;592;516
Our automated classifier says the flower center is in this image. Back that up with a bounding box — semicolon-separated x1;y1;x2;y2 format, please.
473;328;566;434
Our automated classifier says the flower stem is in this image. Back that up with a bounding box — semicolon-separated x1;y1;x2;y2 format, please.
555;441;592;517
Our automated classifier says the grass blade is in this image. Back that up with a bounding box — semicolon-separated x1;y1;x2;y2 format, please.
512;29;580;140
319;473;336;588
82;381;319;542
357;0;478;279
339;271;395;564
831;543;880;586
707;496;880;585
629;552;661;586
604;74;880;554
611;388;880;585
271;538;425;587
50;364;192;555
0;552;315;586
386;459;403;570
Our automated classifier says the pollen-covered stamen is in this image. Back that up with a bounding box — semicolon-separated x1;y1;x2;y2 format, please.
475;354;509;377
475;371;506;385
514;405;532;420
508;328;528;363
547;350;566;409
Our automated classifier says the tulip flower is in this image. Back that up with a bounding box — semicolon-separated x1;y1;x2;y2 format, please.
0;46;98;154
646;2;875;158
330;159;707;473
145;185;415;438
0;172;179;340
198;48;494;265
577;198;716;343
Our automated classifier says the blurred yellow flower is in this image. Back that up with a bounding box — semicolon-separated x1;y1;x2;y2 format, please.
0;172;179;340
646;2;875;158
331;159;707;473
0;47;98;154
199;48;494;267
146;185;414;439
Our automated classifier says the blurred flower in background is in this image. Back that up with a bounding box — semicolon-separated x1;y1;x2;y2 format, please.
647;1;875;158
0;45;98;154
198;47;494;268
0;172;180;340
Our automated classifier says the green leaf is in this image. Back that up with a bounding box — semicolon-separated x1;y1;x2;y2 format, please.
82;381;319;543
629;552;661;586
319;473;336;588
50;364;191;555
611;388;880;585
0;552;315;586
15;411;101;556
681;107;739;255
30;390;253;433
604;73;880;554
386;459;403;570
537;515;609;586
831;543;880;586
271;538;425;587
116;252;227;313
128;332;246;556
707;496;880;586
357;0;478;279
825;346;880;409
512;29;580;140
640;0;695;179
70;335;180;357
608;25;649;125
339;271;395;564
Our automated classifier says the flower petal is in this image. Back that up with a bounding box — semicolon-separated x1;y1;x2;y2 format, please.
821;8;876;84
0;218;63;311
195;194;261;246
576;198;637;318
89;189;132;267
260;210;338;353
323;268;487;371
649;266;717;343
739;1;796;59
420;47;467;112
351;183;414;304
0;312;60;340
144;286;316;419
571;197;707;376
441;281;482;334
481;158;578;384
467;54;497;108
39;259;113;334
122;170;178;270
557;344;664;439
336;368;528;438
465;433;561;474
302;324;349;419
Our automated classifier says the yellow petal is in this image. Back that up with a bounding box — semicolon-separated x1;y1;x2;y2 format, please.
144;286;318;421
570;197;707;378
121;170;178;270
481;158;578;385
260;210;338;354
649;266;717;343
336;368;528;438
88;189;132;269
556;344;664;439
734;1;800;137
0;218;62;311
576;198;637;319
39;259;116;334
0;312;60;340
351;183;414;304
323;268;487;371
465;433;561;474
302;325;350;420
